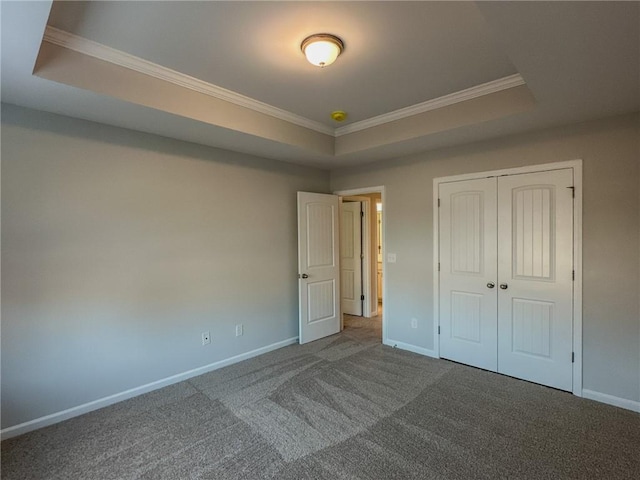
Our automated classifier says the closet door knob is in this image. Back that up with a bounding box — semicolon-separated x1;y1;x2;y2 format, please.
487;282;495;289
499;284;508;290
300;273;309;279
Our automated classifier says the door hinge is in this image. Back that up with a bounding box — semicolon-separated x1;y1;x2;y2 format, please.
438;326;441;335
438;262;440;271
567;186;575;198
360;253;365;259
572;269;575;281
437;198;441;207
571;352;575;363
361;211;364;218
361;295;365;301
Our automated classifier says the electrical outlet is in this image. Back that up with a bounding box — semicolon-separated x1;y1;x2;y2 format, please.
235;324;243;337
411;318;418;329
202;331;211;345
387;253;396;263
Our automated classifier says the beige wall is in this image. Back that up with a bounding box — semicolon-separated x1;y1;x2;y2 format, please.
1;104;330;429
331;113;640;403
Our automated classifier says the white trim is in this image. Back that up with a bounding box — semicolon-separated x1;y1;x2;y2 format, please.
432;182;441;358
335;74;526;136
334;186;386;341
433;160;583;395
0;336;298;440
572;163;584;396
434;159;581;184
582;390;640;413
42;26;334;136
383;339;438;359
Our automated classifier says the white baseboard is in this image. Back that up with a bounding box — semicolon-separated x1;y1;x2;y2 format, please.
582;389;640;413
383;338;438;359
1;336;299;440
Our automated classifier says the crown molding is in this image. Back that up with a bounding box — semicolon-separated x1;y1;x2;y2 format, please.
42;26;335;136
42;27;526;141
335;73;526;137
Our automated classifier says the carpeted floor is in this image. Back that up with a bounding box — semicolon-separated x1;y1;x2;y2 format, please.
2;314;639;479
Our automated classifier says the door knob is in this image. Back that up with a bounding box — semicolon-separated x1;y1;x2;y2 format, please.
487;282;495;289
499;284;508;290
300;273;309;279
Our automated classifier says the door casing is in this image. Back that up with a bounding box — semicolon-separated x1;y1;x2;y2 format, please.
433;160;583;396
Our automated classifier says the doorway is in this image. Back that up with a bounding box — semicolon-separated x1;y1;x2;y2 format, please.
335;187;385;342
296;188;385;345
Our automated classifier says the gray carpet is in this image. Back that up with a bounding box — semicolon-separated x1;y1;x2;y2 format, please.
2;315;639;479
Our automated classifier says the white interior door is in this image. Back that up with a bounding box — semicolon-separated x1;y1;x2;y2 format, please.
297;192;341;344
497;169;574;391
439;178;498;371
340;201;363;316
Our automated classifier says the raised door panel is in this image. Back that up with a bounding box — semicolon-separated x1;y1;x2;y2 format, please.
511;298;553;358
308;280;337;324
307;203;335;269
341;270;355;300
512;186;554;280
451;192;484;275
439;178;498;372
450;291;482;343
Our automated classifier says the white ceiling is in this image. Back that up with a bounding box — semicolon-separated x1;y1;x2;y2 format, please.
1;1;638;169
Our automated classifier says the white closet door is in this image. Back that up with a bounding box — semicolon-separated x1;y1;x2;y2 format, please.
439;178;498;371
497;169;574;391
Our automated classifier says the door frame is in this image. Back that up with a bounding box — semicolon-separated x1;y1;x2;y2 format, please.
433;160;583;396
334;186;386;342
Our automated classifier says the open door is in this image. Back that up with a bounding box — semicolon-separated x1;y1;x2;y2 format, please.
297;192;341;344
340;201;363;316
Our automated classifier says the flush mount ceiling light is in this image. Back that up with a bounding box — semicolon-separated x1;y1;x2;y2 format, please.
301;34;344;67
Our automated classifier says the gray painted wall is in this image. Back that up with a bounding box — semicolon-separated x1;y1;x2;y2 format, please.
331;113;640;403
2;103;638;431
1;104;330;429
